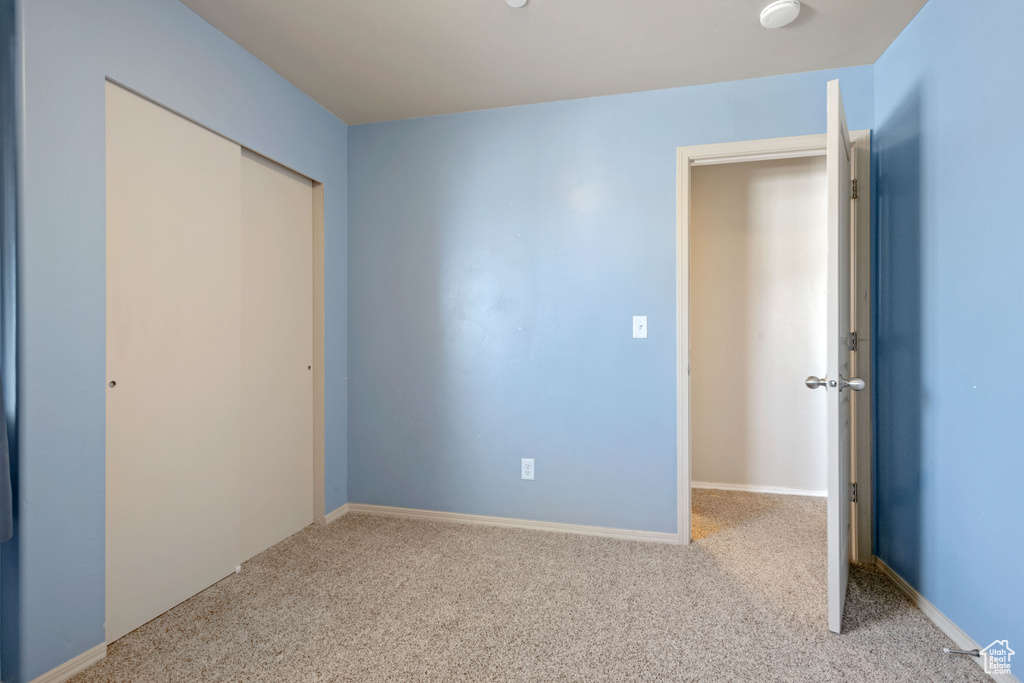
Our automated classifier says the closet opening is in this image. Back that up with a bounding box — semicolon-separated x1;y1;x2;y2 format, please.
105;81;327;643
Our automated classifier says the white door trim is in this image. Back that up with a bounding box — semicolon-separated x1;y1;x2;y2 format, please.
676;131;872;556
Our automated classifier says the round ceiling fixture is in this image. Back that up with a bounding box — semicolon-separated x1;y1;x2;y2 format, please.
506;0;527;7
760;0;801;29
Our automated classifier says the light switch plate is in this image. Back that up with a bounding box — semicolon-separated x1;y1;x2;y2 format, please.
633;316;648;339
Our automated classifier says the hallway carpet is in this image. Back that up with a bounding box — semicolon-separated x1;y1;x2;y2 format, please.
72;491;987;681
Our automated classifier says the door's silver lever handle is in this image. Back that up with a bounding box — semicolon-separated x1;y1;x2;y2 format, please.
805;375;828;390
839;376;865;391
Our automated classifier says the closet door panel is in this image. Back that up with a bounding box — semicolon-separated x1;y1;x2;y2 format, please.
106;82;243;643
240;150;313;562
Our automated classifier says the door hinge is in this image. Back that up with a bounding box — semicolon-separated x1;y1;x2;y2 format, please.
848;331;858;352
851;483;859;503
852;178;859;200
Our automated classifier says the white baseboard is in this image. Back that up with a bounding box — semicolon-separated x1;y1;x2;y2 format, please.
692;481;827;497
875;558;1020;682
28;643;106;683
321;502;350;525
345;503;679;544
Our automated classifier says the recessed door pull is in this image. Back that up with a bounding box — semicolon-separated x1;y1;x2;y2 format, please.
108;381;117;388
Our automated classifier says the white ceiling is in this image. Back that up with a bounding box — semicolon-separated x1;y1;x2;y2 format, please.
180;0;927;125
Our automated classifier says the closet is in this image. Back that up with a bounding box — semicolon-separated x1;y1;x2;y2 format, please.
105;82;315;643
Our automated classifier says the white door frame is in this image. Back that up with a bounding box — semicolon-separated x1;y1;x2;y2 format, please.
676;132;872;562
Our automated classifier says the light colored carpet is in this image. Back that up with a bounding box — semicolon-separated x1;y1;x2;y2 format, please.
72;490;987;682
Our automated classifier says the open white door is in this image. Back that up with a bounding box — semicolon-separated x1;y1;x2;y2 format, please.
809;79;864;634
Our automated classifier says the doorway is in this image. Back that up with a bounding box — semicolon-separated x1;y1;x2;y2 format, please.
676;115;873;632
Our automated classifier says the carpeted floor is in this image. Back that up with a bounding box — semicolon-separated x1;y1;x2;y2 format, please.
72;490;987;682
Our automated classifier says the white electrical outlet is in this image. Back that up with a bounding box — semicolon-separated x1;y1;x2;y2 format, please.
521;458;534;480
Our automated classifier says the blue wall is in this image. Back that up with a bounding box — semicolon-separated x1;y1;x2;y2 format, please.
1;1;348;680
348;67;874;534
873;0;1023;653
11;0;1020;676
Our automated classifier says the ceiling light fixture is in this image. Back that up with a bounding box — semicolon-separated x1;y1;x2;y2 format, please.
506;0;527;8
760;0;801;29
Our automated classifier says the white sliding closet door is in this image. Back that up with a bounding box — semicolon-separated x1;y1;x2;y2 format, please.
105;82;243;643
240;150;313;562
